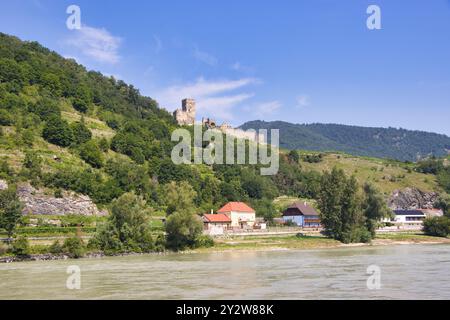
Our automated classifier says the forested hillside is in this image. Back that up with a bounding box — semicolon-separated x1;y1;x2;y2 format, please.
240;121;450;162
0;32;321;220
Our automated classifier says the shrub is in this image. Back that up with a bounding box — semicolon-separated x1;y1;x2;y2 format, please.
78;141;104;168
0;109;13;125
49;240;63;254
194;235;214;248
54;188;63;198
63;236;85;258
71;120;92;145
11;236;30;257
42;115;74;147
72;98;89;113
423;217;450;237
0;241;9;255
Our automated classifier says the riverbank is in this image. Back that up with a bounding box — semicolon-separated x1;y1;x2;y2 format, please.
192;232;450;253
1;232;449;263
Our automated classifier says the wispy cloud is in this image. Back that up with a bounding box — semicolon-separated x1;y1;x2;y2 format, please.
296;94;311;108
193;47;218;66
66;25;122;64
231;61;254;73
156;77;259;120
252;100;282;117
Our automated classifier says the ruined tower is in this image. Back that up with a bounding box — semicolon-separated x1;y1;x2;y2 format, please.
173;98;196;125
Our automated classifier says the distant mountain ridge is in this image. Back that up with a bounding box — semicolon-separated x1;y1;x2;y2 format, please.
239;120;450;162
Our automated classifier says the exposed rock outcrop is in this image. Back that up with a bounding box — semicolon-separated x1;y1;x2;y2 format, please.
388;188;439;210
17;184;107;216
0;179;8;191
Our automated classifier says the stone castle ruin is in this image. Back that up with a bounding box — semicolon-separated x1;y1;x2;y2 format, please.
173;98;196;126
173;98;264;143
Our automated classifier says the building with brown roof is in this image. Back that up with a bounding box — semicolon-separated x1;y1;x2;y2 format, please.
282;201;321;227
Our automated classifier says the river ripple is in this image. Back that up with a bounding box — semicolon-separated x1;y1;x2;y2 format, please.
0;244;449;299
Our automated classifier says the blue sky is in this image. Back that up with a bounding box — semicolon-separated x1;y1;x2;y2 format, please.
1;0;450;135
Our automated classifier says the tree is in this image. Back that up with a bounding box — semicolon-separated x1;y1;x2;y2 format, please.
163;181;197;215
317;167;346;240
92;192;154;253
71;119;92;145
165;210;203;251
423;216;450;237
434;196;450;218
78;140;104;168
22;151;42;179
0;187;24;240
42;115;73;147
33;98;60;121
251;198;277;223
362;183;392;236
317;167;369;243
72;98;89;113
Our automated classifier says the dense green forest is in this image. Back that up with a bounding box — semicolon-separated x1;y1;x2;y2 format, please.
240;120;450;162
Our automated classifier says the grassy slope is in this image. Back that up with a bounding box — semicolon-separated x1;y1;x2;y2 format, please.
299;152;442;195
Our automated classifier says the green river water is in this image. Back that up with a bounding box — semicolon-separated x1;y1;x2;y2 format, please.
1;244;449;299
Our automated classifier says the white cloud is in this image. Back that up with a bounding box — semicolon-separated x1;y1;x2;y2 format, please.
155;77;259;120
296;94;311;108
66;25;122;64
193;47;218;66
252;101;282;117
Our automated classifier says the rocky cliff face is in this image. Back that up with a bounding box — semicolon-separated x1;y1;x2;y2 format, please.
388;188;439;210
17;184;107;216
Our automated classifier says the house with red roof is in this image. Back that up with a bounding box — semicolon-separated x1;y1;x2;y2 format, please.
217;202;256;228
202;213;232;235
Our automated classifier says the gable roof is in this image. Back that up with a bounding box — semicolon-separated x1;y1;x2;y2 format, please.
203;213;232;223
283;202;319;216
217;202;255;213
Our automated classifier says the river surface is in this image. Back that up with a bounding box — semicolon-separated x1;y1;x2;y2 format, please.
1;244;449;299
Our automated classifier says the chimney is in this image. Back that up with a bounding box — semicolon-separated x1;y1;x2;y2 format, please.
304;201;307;206
211;209;214;214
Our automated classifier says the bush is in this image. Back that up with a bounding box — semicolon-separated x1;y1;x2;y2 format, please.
194;235;214;248
423;217;450;237
54;188;63;198
42;115;74;147
11;236;30;257
71;120;92;145
78;141;104;168
0;109;13;125
63;236;85;258
72;98;89;113
48;240;63;254
0;241;9;255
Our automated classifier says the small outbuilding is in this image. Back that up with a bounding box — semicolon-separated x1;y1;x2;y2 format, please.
202;213;232;235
